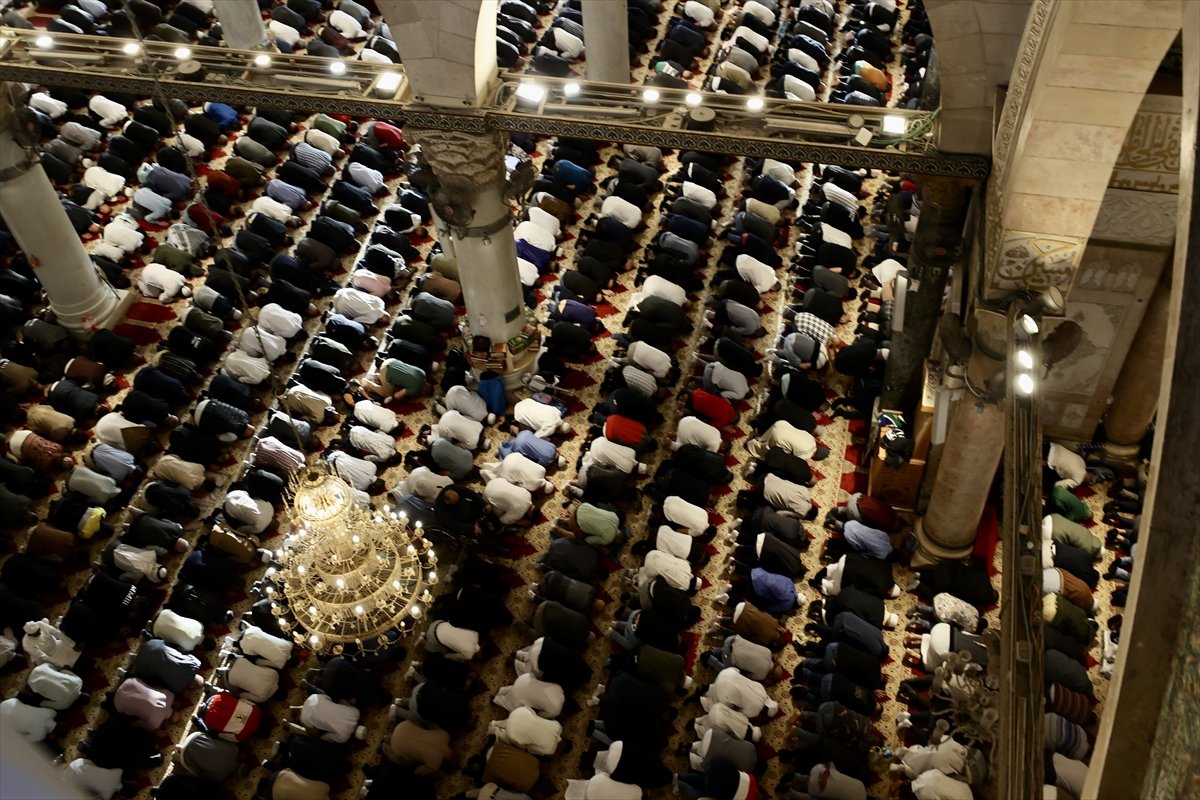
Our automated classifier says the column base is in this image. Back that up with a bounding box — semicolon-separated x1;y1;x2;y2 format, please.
57;287;132;339
910;516;976;569
1101;441;1143;467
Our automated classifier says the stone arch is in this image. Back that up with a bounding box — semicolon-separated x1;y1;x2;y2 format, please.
985;0;1181;293
376;0;499;107
924;0;1032;155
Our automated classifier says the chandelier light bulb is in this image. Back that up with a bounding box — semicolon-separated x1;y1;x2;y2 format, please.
1016;373;1035;395
122;42;141;56
642;88;661;104
354;605;364;616
563;81;580;97
351;534;361;544
253;53;271;67
685;92;702;107
308;605;317;615
173;46;191;60
335;578;345;589
35;35;54;49
746;96;765;112
329;60;347;75
296;565;306;574
1020;315;1039;335
309;634;321;647
1016;349;1034;370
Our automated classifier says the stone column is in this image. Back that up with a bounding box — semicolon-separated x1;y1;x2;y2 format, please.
912;352;1005;567
213;0;268;51
1085;3;1199;794
408;129;526;353
880;178;971;413
0;85;122;335
582;0;630;85
1102;275;1171;464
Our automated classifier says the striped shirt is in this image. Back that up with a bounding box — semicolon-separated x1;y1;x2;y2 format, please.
290;142;332;173
253;436;305;477
167;224;210;257
266;179;308;210
621;366;658;398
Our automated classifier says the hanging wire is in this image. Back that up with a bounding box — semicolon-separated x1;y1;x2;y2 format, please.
117;0;314;459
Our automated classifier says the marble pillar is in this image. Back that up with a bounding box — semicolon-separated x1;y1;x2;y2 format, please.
1102;275;1171;463
913;353;1005;567
581;0;631;85
0;85;122;335
1085;2;1199;792
880;178;971;413
407;129;527;358
447;182;527;348
213;0;268;51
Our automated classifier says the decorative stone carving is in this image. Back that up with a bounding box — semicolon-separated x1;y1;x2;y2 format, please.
1090;188;1178;248
990;0;1055;181
407;128;510;236
994;231;1086;290
1110;99;1183;194
406;128;508;191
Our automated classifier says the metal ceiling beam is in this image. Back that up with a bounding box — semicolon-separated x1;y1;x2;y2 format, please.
0;28;990;180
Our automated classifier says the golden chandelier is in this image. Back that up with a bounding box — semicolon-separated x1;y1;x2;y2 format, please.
266;467;438;655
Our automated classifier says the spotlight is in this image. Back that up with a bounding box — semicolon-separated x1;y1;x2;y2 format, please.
516;82;546;104
253;53;272;67
745;96;764;112
1016;373;1035;395
122;42;141;56
173;46;192;60
1016;349;1034;370
376;71;401;92
328;60;347;75
1019;315;1039;336
35;35;54;49
562;82;580;97
882;114;906;134
642;88;661;104
684;91;702;107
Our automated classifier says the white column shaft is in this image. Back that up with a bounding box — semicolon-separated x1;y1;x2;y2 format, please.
0;120;119;334
448;184;525;346
213;0;268;51
581;0;630;85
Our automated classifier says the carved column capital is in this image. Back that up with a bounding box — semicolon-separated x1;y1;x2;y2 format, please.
406;127;508;190
406;128;511;236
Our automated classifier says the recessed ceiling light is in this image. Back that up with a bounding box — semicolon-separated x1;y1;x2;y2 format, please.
516;82;546;103
377;71;401;92
882;114;906;134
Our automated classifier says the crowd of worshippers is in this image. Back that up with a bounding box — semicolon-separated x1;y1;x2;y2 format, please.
498;0;934;113
0;49;511;799
4;0;400;63
1032;443;1136;799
